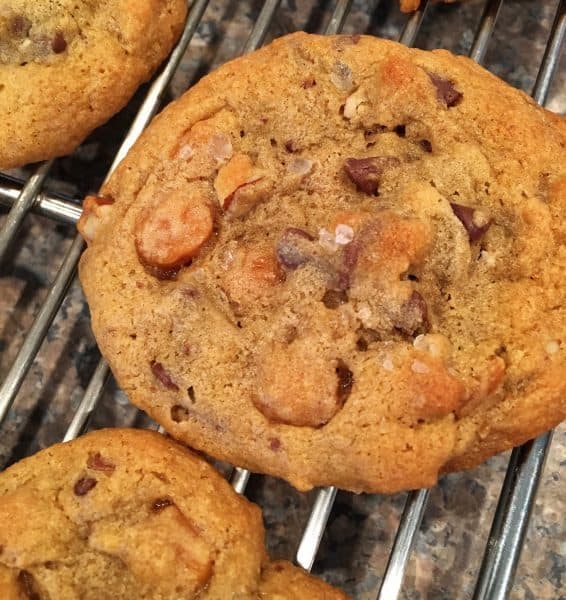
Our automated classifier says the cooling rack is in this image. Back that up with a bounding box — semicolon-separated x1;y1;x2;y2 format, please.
0;0;564;598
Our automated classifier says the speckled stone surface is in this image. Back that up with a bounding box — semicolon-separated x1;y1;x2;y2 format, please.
0;1;564;598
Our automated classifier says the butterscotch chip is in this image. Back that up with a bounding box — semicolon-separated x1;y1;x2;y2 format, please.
79;33;566;494
0;429;348;599
0;0;187;169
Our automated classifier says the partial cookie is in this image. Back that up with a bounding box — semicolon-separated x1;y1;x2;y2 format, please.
0;428;348;599
78;33;566;493
0;0;186;169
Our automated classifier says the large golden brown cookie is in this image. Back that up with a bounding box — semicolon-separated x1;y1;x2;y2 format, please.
0;428;347;599
78;33;566;494
0;0;186;169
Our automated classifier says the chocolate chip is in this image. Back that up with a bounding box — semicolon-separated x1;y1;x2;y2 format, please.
335;360;354;405
450;203;491;242
150;361;179;391
428;73;463;108
343;156;401;195
420;140;432;153
276;227;315;270
170;404;190;422
144;264;180;281
187;385;196;402
322;289;348;309
394;125;406;138
10;15;32;35
269;437;281;451
17;570;41;600
301;78;316;89
356;327;381;351
284;140;298;153
51;31;67;54
74;477;97;496
152;498;174;511
395;290;429;336
87;453;115;474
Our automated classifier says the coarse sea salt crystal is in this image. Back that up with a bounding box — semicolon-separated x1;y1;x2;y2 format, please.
480;250;496;267
318;228;338;252
545;340;560;354
177;144;194;160
382;357;394;371
411;360;429;374
335;224;354;245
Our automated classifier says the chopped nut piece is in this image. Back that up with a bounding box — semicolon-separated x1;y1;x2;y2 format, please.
343;89;367;119
73;477;97;497
77;194;115;244
214;153;267;217
135;185;214;270
395;290;429;335
150;361;179;391
330;61;354;91
87;453;115;474
413;333;451;359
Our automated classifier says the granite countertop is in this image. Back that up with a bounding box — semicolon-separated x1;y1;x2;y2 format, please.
0;1;564;598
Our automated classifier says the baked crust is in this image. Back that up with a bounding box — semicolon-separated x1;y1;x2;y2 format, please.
0;0;187;169
79;33;566;494
0;428;347;599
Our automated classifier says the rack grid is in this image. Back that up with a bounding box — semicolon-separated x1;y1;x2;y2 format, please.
0;1;564;598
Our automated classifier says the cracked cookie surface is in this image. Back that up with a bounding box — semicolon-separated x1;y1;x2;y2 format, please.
78;33;566;494
0;428;347;599
0;0;186;169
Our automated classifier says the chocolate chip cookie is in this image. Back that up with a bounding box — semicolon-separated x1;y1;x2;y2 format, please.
0;0;187;169
78;33;566;494
0;428;348;599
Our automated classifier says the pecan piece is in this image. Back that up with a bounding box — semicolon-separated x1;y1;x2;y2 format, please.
87;452;115;474
74;477;97;496
150;361;179;391
344;157;400;195
77;194;115;244
450;203;491;242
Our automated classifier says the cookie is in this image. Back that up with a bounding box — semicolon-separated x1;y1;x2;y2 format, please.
78;33;566;494
0;0;187;169
0;428;348;599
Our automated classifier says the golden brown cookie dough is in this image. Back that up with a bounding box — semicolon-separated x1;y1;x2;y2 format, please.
78;33;566;494
0;0;187;169
0;428;348;599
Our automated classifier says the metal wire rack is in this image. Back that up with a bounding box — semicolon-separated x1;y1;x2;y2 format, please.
0;0;564;598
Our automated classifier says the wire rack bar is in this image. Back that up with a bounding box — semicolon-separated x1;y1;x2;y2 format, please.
377;489;430;599
469;0;503;62
0;0;210;427
0;181;81;225
399;0;429;46
325;0;354;35
242;0;282;54
0;161;53;263
473;432;553;600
